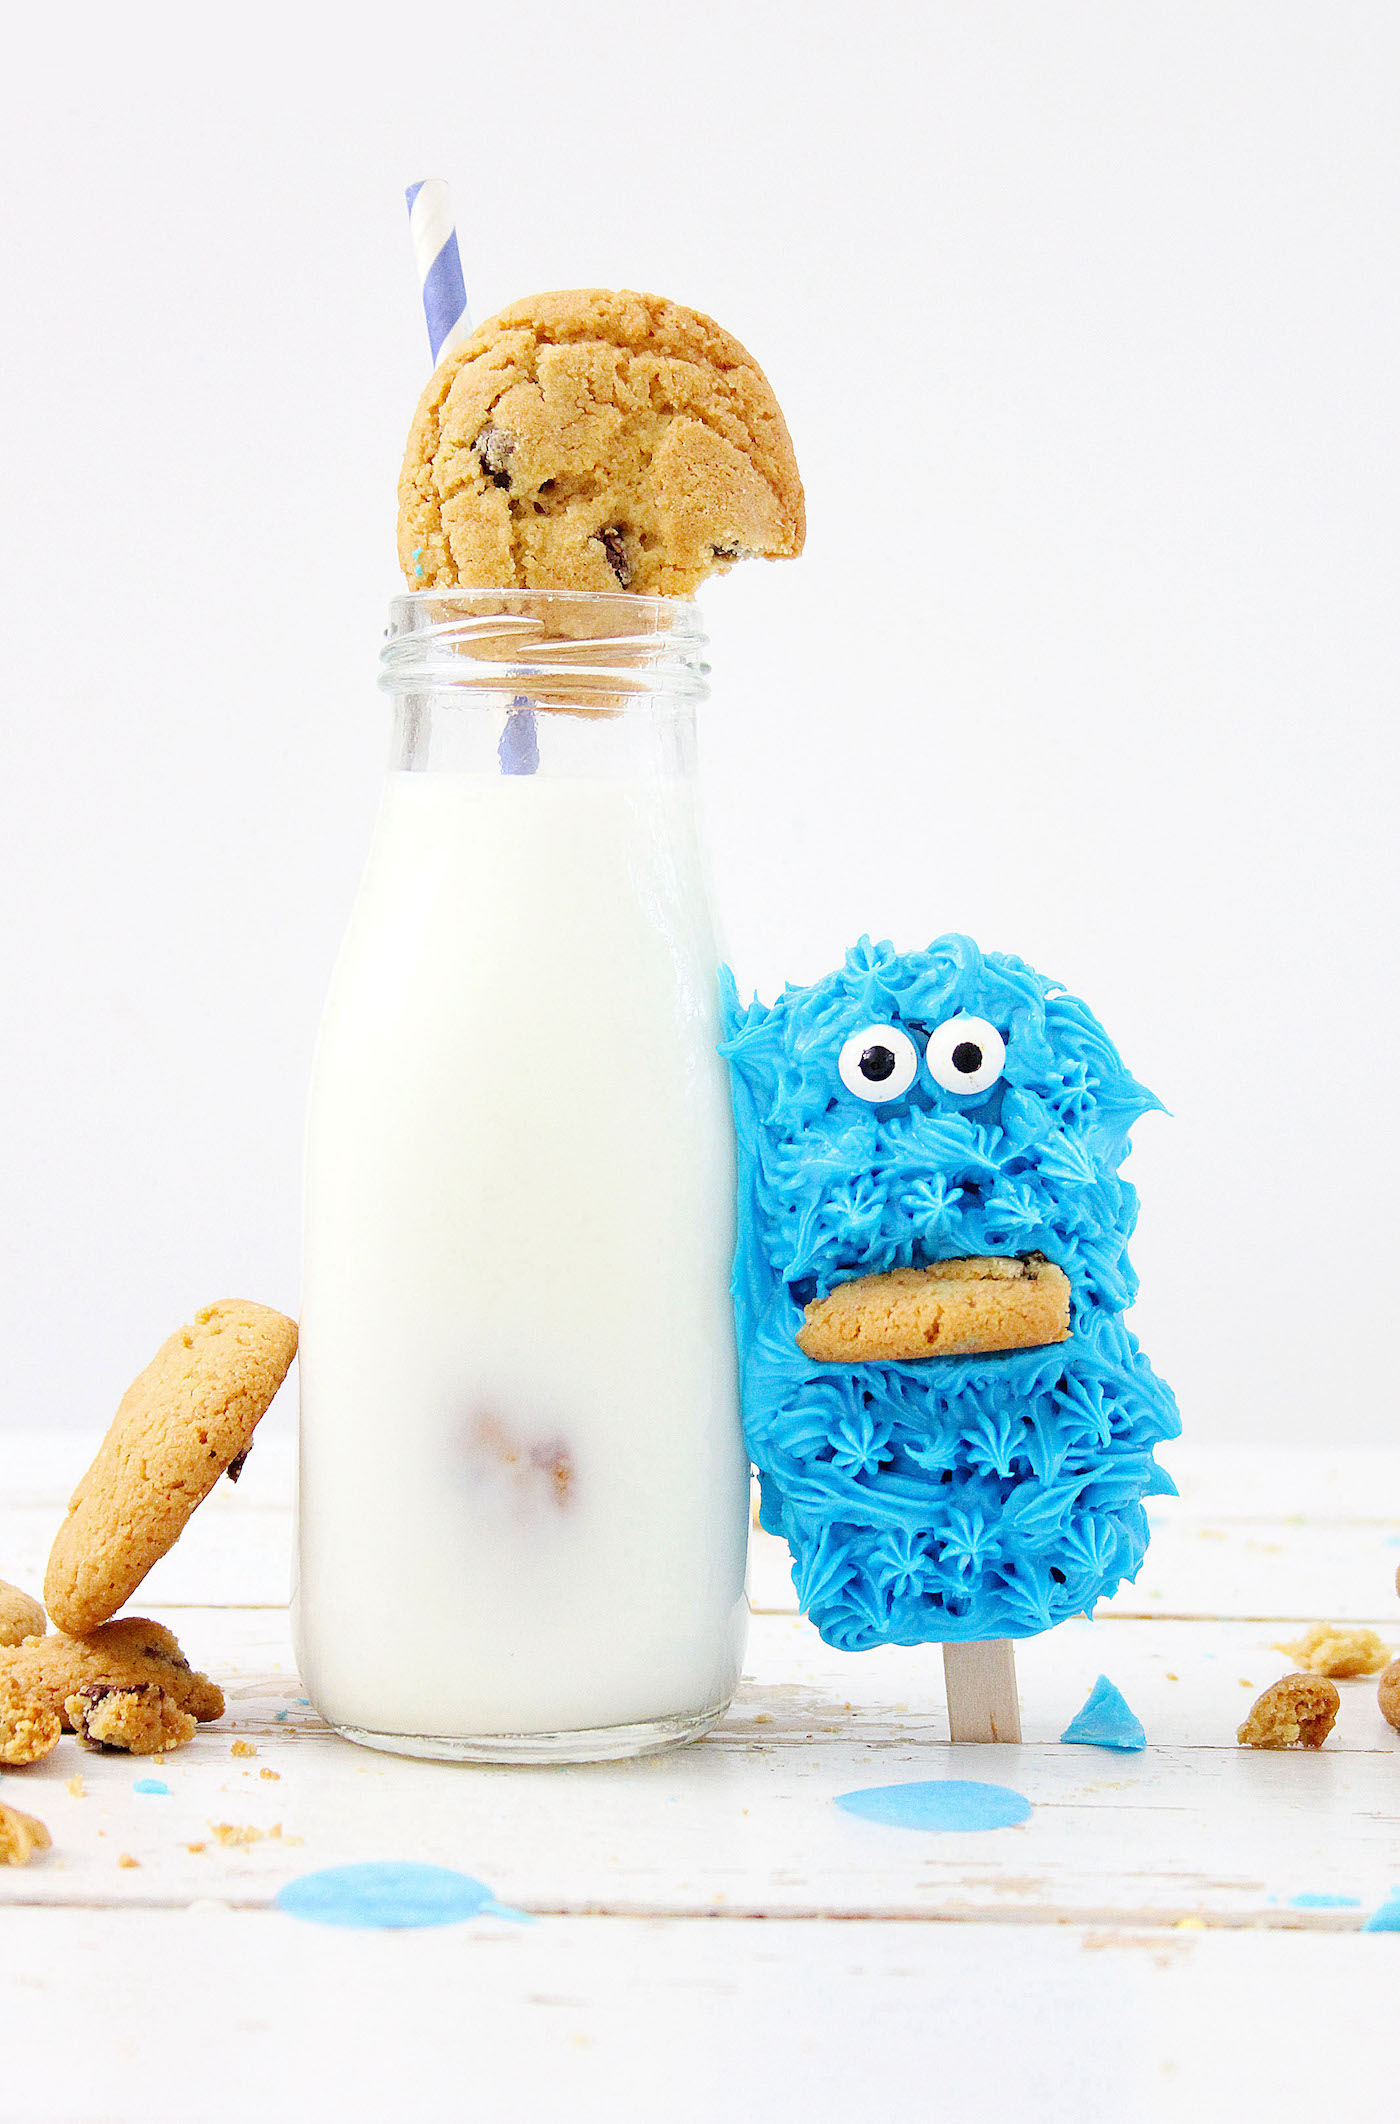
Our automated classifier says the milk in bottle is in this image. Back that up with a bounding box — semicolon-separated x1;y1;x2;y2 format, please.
295;592;750;1760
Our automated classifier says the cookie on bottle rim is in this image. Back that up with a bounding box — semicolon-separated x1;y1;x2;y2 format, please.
398;287;805;598
44;1302;297;1636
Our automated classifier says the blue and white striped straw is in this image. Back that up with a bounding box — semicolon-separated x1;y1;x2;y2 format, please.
405;179;472;366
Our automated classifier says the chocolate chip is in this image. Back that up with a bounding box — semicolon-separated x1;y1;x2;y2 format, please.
597;526;631;587
225;1447;250;1484
711;540;747;561
475;425;514;490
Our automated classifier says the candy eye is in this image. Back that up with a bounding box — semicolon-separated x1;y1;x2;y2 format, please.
925;1015;1006;1096
838;1023;919;1103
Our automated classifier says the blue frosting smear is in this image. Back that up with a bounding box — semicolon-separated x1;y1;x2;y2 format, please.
721;934;1179;1649
1060;1675;1147;1750
275;1863;530;1930
132;1778;170;1795
1289;1893;1361;1910
1362;1895;1400;1933
836;1779;1033;1832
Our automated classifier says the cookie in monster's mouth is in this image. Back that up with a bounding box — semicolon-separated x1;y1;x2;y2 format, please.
795;1252;1071;1363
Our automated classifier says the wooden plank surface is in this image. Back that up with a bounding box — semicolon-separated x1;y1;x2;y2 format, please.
3;1429;1399;2123
2;1605;1396;1928
1;1911;1395;2124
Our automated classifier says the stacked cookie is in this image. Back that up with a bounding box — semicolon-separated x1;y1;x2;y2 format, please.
0;1302;296;1833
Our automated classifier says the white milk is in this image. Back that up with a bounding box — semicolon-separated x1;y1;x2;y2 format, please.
295;768;750;1755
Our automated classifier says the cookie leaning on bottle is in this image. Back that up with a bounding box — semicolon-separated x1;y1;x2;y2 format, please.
44;1301;298;1636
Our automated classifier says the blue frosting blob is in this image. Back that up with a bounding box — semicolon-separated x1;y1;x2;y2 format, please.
836;1779;1033;1832
275;1862;527;1930
132;1778;170;1795
721;934;1180;1649
1362;1895;1400;1933
1060;1674;1147;1750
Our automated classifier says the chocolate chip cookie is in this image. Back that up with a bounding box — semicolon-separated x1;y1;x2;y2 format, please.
0;1617;223;1732
44;1302;298;1636
796;1255;1072;1364
0;1580;45;1648
398;288;804;597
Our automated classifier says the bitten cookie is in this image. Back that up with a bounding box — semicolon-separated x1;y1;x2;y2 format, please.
44;1301;298;1635
1237;1673;1340;1749
65;1683;197;1755
0;1580;45;1648
795;1255;1072;1364
0;1618;223;1732
398;288;804;597
0;1675;62;1765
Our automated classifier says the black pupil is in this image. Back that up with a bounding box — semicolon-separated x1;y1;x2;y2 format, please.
952;1041;983;1075
860;1044;898;1082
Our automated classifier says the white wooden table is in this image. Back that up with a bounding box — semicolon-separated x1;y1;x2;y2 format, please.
3;1429;1399;2123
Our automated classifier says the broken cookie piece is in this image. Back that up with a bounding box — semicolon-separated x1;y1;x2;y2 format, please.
0;1802;52;1867
65;1682;198;1755
0;1674;62;1765
1273;1623;1392;1678
1237;1672;1340;1749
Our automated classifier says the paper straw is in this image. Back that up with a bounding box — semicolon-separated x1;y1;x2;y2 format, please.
403;179;537;773
405;179;472;366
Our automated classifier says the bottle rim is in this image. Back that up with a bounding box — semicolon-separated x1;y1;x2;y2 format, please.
379;588;710;709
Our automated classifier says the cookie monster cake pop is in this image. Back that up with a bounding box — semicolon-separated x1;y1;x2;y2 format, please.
720;934;1178;1663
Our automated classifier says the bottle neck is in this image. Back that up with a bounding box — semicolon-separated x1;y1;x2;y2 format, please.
380;588;709;780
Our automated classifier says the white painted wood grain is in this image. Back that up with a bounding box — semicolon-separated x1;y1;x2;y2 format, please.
0;1910;1393;2124
3;1607;1395;1930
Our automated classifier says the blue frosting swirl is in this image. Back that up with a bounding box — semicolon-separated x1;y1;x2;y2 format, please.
720;933;1180;1649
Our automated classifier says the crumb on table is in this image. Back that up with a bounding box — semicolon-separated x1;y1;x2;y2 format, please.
1273;1623;1393;1678
1237;1672;1340;1749
0;1802;51;1866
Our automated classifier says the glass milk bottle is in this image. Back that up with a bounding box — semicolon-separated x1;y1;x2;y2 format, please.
295;590;750;1762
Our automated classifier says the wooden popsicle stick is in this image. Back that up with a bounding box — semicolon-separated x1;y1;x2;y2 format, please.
942;1639;1022;1743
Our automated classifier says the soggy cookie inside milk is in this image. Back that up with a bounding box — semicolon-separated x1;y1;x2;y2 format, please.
397;288;805;597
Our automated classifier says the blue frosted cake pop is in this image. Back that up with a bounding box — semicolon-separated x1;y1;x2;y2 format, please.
720;934;1179;1650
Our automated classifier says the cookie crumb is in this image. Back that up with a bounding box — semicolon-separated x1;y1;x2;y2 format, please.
186;1841;207;1854
259;1768;280;1781
209;1821;264;1847
230;1740;257;1758
1237;1673;1340;1749
1273;1623;1392;1679
117;1853;140;1869
0;1802;52;1867
66;1774;85;1799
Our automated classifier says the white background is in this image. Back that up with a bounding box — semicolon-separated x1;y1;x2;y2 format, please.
0;2;1396;1444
